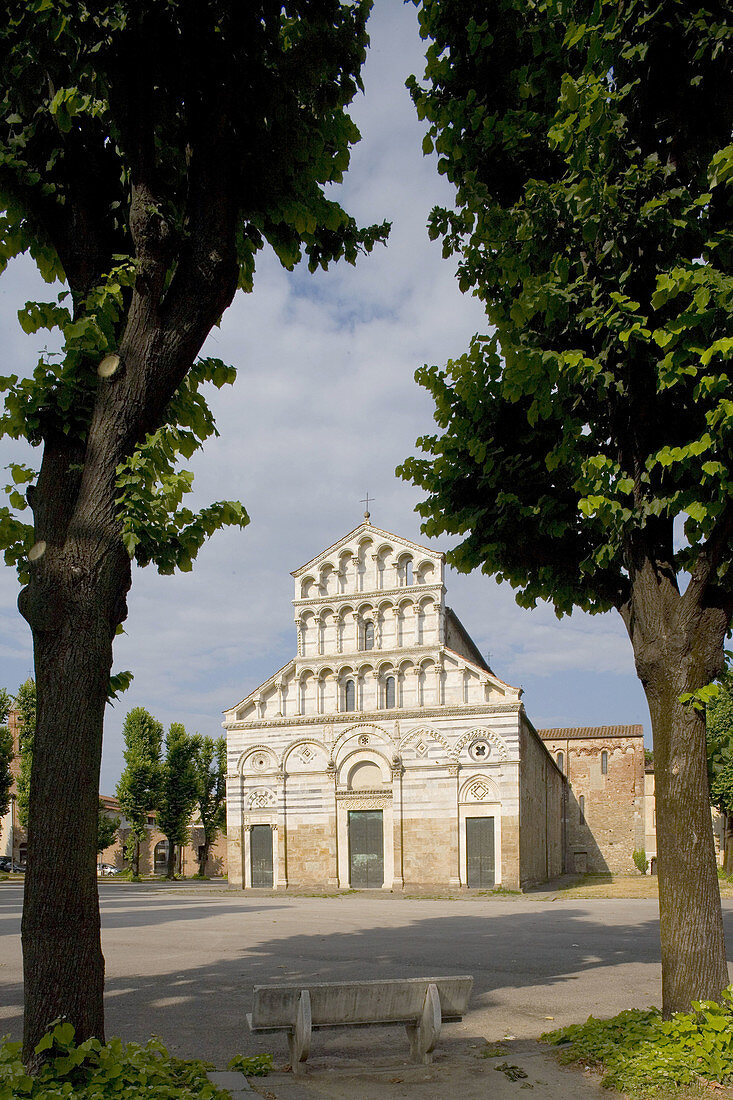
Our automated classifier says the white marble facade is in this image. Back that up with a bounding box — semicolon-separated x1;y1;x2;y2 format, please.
224;518;563;890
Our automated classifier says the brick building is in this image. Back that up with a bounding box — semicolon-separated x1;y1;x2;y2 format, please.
537;726;646;873
98;796;227;877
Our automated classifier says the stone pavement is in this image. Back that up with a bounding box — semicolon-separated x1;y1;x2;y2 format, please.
238;1040;615;1099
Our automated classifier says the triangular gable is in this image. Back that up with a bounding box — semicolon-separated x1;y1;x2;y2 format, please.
223;659;295;716
291;521;443;577
443;647;520;695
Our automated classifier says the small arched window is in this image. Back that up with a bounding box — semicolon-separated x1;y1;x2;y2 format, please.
299;680;307;714
579;795;585;825
557;751;564;773
385;676;396;709
405;560;413;585
601;750;608;775
345;679;356;712
363;621;374;650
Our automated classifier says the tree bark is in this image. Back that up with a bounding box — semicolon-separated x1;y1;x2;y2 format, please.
198;838;211;877
20;527;131;1062
166;841;176;879
621;554;730;1015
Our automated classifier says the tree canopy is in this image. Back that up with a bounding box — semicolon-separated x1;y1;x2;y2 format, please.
116;707;163;877
190;735;227;877
14;678;35;832
401;0;733;617
0;689;12;820
157;722;198;878
0;0;388;1057
400;0;733;1014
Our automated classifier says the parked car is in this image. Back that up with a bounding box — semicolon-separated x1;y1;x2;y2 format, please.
97;863;119;876
0;856;25;873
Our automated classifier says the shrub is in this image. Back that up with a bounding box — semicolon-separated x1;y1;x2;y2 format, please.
227;1052;273;1076
633;848;649;875
543;988;733;1094
0;1020;231;1099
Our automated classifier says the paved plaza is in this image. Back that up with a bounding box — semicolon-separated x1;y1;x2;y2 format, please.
3;883;733;1097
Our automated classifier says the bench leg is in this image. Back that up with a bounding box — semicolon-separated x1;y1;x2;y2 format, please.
406;982;442;1065
288;989;312;1075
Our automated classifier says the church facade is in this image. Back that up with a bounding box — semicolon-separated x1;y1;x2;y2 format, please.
224;519;565;891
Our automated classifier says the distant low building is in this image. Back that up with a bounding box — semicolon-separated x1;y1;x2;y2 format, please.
99;798;227;877
537;726;646;874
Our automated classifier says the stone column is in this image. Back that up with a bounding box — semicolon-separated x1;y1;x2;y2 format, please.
411;666;422;708
394;606;401;647
367;670;379;712
243;822;252;890
413;604;421;646
276;771;288;888
327;762;339;886
434;663;443;707
449;764;461;887
391;756;405;890
295;617;303;656
374;610;383;649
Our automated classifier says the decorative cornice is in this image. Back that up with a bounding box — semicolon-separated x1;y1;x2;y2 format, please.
294;645;444;671
226;701;522;731
292;584;445;609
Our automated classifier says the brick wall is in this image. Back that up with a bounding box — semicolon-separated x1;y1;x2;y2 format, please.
538;727;645;874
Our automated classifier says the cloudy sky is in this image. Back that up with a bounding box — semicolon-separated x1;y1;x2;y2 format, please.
0;1;649;793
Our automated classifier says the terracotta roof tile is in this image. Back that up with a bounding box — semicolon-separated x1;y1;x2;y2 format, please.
537;724;644;740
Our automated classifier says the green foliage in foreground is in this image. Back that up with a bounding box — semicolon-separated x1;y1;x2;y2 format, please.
0;1021;231;1100
543;988;733;1094
227;1052;273;1076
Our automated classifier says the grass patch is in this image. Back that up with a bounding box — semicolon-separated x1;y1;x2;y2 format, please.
543;988;733;1095
0;1020;230;1098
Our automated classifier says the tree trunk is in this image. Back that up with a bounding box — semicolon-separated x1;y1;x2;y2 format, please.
166;840;176;879
20;536;131;1063
622;557;730;1015
198;838;210;877
724;816;733;876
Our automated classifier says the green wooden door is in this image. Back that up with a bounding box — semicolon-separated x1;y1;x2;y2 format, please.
348;810;384;888
466;816;495;887
251;825;273;887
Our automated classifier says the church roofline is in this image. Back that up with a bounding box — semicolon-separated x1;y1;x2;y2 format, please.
290;521;443;578
443;645;519;694
537;724;644;740
223;658;295;715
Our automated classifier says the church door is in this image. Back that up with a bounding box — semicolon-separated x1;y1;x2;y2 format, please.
348;810;384;888
466;816;495;887
251;825;274;887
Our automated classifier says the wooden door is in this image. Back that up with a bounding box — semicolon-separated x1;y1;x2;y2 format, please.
466;816;495;887
251;825;273;887
348;810;384;888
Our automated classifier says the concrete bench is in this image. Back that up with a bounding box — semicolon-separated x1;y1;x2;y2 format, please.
247;975;473;1074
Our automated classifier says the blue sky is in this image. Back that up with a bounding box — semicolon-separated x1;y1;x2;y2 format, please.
0;2;649;792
